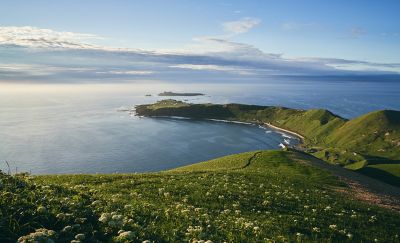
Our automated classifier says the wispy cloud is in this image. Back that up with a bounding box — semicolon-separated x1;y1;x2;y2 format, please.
0;26;101;49
350;27;366;38
222;17;261;35
179;36;266;58
380;32;400;37
170;64;254;75
96;70;154;75
0;63;96;76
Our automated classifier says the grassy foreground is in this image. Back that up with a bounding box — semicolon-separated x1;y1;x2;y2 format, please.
1;151;399;242
135;100;400;185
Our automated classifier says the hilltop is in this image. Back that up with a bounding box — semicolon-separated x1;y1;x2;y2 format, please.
135;100;400;185
2;150;399;242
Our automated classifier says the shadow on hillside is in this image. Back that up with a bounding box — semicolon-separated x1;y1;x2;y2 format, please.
356;167;400;187
364;155;400;165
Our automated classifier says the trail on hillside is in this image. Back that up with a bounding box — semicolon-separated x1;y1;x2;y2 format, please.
289;152;400;211
240;151;262;169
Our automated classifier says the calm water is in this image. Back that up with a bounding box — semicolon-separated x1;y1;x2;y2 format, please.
0;81;399;174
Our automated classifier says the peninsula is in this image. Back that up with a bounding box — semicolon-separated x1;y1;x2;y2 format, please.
136;99;400;186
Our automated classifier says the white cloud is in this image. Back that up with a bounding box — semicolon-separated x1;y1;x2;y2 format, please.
294;57;400;73
170;64;227;71
178;37;274;61
222;17;260;35
0;63;96;76
0;25;265;58
97;70;154;75
0;26;101;49
174;17;262;58
169;64;254;75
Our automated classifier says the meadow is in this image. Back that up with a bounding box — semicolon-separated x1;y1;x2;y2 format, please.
1;150;399;242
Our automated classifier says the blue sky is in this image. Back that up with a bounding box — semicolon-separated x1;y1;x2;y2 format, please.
0;0;399;83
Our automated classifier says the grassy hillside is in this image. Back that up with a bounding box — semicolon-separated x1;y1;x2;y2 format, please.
135;100;400;184
327;110;400;159
1;151;399;242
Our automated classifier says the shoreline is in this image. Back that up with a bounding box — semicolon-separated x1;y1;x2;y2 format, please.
264;122;305;141
141;114;305;145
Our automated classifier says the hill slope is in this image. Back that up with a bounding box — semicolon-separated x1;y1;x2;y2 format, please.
327;110;400;159
1;151;400;242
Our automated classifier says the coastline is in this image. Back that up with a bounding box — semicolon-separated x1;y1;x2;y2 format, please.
205;118;305;144
264;122;305;141
139;113;305;146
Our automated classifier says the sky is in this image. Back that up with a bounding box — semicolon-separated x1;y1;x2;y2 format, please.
0;0;399;84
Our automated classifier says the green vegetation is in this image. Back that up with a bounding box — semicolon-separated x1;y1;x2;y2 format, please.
326;110;400;159
140;99;190;110
1;151;399;242
172;151;255;171
158;92;204;96
135;100;400;185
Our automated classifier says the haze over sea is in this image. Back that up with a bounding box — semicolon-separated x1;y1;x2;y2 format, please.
1;80;399;174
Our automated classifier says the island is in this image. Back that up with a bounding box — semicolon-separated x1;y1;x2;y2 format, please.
136;99;400;187
158;91;204;96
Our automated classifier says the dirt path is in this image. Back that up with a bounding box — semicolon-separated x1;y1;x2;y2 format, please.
290;152;400;211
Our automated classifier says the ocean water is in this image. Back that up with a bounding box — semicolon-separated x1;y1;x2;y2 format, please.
0;80;399;174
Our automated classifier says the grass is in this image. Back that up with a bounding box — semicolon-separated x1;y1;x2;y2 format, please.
1;150;399;242
326;110;400;160
312;148;367;166
172;151;255;171
143;99;189;110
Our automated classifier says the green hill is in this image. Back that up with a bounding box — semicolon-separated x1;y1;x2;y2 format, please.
327;110;400;159
135;100;400;184
1;151;399;242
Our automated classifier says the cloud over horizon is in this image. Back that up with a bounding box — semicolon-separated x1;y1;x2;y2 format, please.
0;25;399;84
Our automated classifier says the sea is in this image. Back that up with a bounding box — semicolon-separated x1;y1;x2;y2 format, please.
0;80;399;174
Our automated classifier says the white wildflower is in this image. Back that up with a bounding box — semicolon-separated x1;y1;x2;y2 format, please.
17;228;56;243
36;206;47;214
312;227;320;232
62;225;72;232
329;224;337;230
75;234;85;240
118;231;135;240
